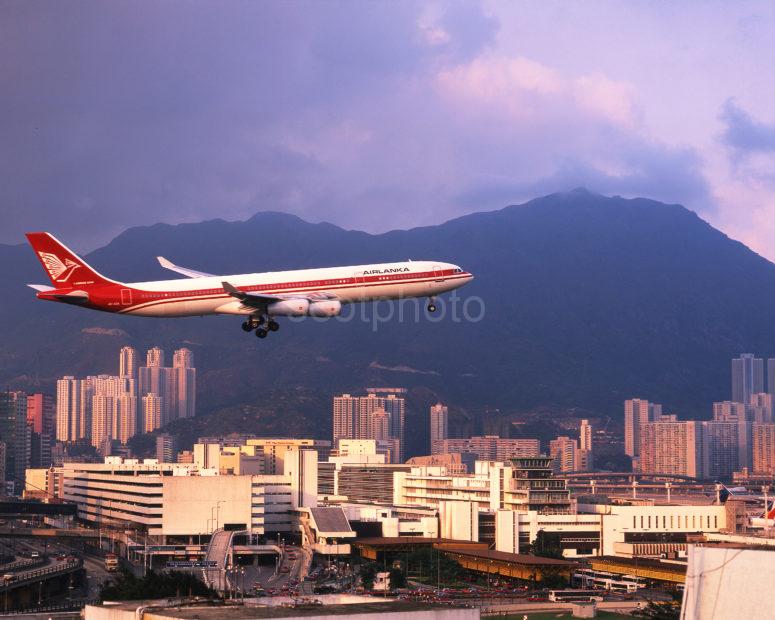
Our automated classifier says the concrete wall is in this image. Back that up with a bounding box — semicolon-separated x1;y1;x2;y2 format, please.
161;475;252;535
682;545;775;619
439;501;478;541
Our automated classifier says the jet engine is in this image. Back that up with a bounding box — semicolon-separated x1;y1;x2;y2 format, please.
308;300;342;317
267;299;310;316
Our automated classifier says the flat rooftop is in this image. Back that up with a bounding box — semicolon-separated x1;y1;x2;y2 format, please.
354;537;487;547
442;546;577;567
589;555;687;573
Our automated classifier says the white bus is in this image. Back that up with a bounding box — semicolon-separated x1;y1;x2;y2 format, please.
572;568;646;593
548;589;605;602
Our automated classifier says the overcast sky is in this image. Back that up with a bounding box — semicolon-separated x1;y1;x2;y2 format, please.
1;1;774;258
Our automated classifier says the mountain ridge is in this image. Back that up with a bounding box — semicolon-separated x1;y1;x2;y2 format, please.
4;190;775;456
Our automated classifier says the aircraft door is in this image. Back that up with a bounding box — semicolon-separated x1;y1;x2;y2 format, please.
430;265;444;293
352;271;365;301
120;289;132;305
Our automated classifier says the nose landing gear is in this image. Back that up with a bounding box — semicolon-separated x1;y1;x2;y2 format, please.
427;297;438;313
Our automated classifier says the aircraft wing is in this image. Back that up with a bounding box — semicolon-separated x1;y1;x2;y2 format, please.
221;281;337;308
157;256;214;278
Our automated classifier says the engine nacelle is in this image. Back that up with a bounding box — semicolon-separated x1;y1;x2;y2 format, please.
267;299;310;316
308;300;342;317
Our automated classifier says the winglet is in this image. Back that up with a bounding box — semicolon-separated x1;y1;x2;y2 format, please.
157;256;213;278
157;256;177;270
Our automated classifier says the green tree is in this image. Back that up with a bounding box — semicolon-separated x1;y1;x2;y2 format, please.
99;569;216;602
360;563;376;590
528;530;564;559
539;571;567;589
388;567;406;590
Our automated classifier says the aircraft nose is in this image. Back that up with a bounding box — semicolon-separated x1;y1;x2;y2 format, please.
457;266;474;281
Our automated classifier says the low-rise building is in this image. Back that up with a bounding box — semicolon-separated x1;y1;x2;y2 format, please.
495;502;728;557
394;457;572;515
59;455;317;540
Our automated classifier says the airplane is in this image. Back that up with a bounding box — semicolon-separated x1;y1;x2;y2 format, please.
25;232;474;338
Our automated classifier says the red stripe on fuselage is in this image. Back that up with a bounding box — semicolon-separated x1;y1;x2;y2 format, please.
106;269;470;314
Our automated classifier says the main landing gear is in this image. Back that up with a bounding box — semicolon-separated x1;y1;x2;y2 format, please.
241;316;280;338
427;297;437;313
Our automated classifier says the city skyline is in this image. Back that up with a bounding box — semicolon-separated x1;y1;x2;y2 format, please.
55;344;196;454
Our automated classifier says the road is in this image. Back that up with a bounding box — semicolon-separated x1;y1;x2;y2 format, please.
204;530;233;591
241;545;307;595
3;533;109;600
479;599;646;615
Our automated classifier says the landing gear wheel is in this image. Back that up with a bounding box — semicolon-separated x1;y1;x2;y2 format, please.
255;328;268;339
427;303;437;313
268;320;280;332
242;321;254;332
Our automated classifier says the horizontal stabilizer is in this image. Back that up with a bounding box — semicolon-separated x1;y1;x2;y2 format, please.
54;290;89;300
157;256;214;278
27;284;55;292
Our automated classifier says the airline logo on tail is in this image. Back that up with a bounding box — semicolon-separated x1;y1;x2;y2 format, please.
37;252;80;282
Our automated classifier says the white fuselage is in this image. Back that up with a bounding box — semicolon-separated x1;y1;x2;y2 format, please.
113;260;473;317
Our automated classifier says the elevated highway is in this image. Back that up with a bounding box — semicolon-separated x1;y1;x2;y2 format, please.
0;557;84;612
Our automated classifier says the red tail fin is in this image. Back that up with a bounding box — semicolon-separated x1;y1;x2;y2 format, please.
25;232;117;289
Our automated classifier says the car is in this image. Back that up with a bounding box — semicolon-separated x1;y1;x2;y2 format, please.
30;551;40;559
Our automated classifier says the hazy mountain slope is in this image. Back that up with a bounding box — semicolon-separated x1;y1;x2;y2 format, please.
4;189;775;442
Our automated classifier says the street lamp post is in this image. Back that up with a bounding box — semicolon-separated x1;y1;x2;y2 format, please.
216;501;225;531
